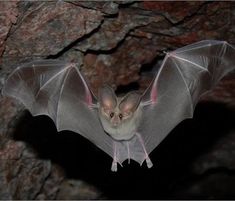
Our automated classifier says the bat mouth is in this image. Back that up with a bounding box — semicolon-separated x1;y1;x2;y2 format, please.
111;120;120;128
112;124;119;128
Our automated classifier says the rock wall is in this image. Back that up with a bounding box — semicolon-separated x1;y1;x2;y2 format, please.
0;1;234;199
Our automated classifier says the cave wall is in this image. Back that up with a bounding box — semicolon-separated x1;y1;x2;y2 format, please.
0;1;235;199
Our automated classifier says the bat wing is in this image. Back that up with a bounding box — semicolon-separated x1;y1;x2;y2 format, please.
2;60;114;160
2;41;234;171
126;40;235;167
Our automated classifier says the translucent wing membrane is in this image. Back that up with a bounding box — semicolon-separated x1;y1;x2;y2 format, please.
139;40;235;156
2;60;114;160
2;40;235;171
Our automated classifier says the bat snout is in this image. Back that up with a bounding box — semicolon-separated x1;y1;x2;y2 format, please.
111;115;121;127
111;120;120;127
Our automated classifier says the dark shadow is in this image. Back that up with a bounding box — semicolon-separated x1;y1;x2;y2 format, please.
12;101;235;199
115;81;140;95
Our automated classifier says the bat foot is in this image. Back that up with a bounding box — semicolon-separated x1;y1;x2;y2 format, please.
146;157;153;168
111;160;118;172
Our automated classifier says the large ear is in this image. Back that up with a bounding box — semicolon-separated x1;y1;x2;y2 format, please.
119;91;141;114
98;85;117;109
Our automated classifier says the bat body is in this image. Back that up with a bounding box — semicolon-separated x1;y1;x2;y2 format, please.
98;103;142;141
2;40;235;171
98;87;142;141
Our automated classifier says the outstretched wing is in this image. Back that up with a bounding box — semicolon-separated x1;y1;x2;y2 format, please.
2;41;234;171
2;60;114;158
138;40;235;158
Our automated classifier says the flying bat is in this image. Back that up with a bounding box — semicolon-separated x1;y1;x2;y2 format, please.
2;40;235;171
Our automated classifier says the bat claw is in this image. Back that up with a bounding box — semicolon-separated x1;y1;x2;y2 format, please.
111;160;118;172
146;157;153;168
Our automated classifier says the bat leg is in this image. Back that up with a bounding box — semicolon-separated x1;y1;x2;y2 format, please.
111;141;118;172
111;161;117;172
136;133;153;168
126;141;131;164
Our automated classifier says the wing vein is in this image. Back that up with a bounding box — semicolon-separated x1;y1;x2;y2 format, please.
171;57;194;115
174;41;224;54
227;42;235;50
172;54;209;71
73;66;94;106
35;66;70;99
140;56;168;106
55;68;72;128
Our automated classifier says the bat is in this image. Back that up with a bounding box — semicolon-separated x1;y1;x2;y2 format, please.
2;40;235;171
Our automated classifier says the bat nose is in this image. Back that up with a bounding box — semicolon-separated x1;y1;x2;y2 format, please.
113;120;119;126
112;115;120;127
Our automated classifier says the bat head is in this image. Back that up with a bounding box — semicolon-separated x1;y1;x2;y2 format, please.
98;85;142;140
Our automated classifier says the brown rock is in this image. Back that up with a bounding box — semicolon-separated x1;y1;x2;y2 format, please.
4;1;103;57
75;8;157;52
0;1;19;58
56;179;102;200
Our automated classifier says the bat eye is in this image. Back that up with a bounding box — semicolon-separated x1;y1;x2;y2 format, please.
110;112;114;118
119;114;123;119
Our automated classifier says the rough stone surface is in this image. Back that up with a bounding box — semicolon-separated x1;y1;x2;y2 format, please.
35;164;64;200
4;1;103;57
82;36;158;95
0;1;19;58
0;1;235;199
67;1;119;15
75;8;161;52
56;179;103;200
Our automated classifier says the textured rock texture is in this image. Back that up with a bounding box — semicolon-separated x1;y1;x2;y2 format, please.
0;1;19;58
0;1;235;199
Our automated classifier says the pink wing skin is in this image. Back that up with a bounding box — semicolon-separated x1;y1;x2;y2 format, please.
133;40;235;167
2;40;235;171
2;60;115;163
2;60;153;171
78;69;93;106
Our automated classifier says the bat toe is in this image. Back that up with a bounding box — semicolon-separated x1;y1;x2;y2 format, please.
146;157;153;168
111;160;118;172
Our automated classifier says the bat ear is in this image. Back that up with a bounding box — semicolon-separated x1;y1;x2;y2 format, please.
119;91;141;114
98;85;117;109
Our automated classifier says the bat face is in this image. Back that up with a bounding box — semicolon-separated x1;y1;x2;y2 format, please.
98;85;142;140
